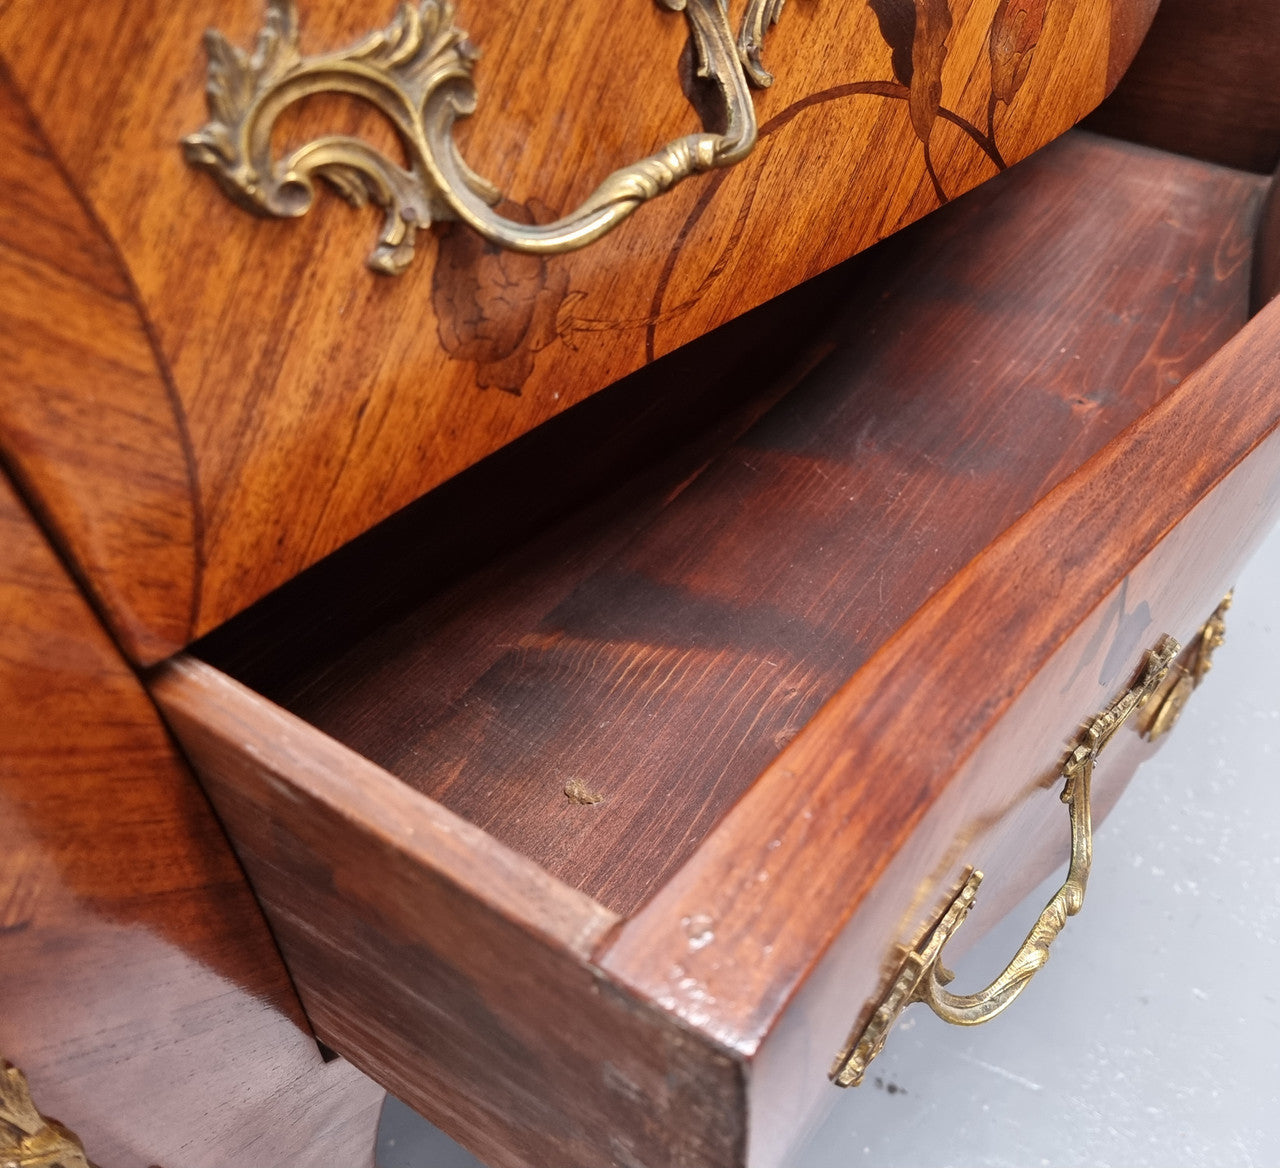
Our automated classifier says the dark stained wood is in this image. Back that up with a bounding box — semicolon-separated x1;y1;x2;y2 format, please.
1252;169;1280;314
0;0;1148;662
1086;0;1280;173
154;129;1280;1168
241;132;1264;918
1106;0;1163;91
599;287;1280;1070
150;660;747;1168
0;472;383;1167
743;434;1280;1168
193;258;857;701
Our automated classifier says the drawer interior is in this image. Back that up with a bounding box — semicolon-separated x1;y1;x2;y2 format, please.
197;130;1267;918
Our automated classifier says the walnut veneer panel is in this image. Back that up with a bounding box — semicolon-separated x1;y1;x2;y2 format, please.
274;132;1264;917
0;72;196;663
0;472;383;1167
0;0;1156;662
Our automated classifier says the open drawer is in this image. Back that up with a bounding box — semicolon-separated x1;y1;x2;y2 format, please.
151;131;1280;1168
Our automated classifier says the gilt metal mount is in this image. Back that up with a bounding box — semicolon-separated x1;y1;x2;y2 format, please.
183;0;790;274
831;635;1181;1087
1;1060;95;1168
1140;592;1233;742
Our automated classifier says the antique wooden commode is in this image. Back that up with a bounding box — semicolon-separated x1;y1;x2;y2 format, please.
3;1;1280;1164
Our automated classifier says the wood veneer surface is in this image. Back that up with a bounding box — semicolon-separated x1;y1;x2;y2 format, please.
739;421;1280;1168
0;72;196;663
0;472;384;1167
0;0;1154;662
265;132;1264;917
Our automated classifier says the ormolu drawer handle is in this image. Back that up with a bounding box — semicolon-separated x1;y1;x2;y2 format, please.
830;634;1182;1088
183;0;787;274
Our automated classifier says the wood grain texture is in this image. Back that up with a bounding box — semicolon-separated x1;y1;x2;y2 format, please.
598;288;1280;1064
1252;169;1280;314
0;70;198;662
0;0;1151;662
257;132;1263;918
1105;0;1163;90
151;660;747;1168
193;258;857;701
1086;0;1280;173
156;128;1280;1168
744;428;1280;1168
0;473;383;1168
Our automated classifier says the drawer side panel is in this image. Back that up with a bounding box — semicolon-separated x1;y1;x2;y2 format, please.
154;662;747;1168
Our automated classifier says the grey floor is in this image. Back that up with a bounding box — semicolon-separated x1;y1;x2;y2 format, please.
377;525;1280;1168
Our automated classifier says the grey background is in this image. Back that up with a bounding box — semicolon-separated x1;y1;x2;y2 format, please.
377;526;1280;1168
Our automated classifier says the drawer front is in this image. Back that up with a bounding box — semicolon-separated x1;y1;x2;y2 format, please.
0;0;1156;663
598;297;1280;1166
749;434;1280;1168
142;119;1280;1165
153;384;1280;1168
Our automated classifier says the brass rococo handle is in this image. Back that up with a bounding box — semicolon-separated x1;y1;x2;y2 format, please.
831;633;1183;1088
182;0;788;274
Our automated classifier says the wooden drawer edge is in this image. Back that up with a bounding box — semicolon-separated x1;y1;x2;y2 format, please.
601;293;1280;1051
745;438;1280;1168
151;657;616;956
150;659;751;1168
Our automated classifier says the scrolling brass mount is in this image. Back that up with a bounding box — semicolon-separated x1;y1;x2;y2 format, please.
183;0;789;274
1140;592;1232;742
1;1060;95;1168
830;634;1182;1088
